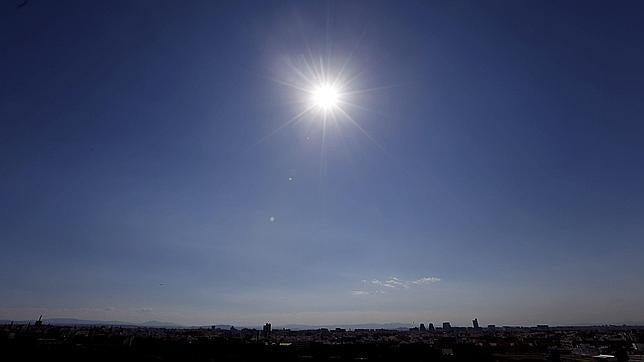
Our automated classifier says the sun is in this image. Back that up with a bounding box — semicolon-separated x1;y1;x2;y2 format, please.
311;84;340;111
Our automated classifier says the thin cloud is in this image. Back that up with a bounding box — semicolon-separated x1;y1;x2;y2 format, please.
412;277;441;285
353;276;440;295
351;289;385;296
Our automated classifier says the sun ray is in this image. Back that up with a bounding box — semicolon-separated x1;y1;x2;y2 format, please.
289;56;318;86
341;83;402;96
338;99;389;119
319;110;329;177
332;26;369;89
334;105;387;154
265;76;312;93
255;104;316;146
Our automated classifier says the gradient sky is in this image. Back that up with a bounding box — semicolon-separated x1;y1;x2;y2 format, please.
2;0;644;327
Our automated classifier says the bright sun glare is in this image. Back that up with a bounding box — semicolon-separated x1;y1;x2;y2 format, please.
311;84;340;111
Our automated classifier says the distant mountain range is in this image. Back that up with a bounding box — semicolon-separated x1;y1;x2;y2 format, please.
0;318;411;330
0;318;182;328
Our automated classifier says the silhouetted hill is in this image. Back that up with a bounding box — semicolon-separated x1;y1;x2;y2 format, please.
140;320;183;328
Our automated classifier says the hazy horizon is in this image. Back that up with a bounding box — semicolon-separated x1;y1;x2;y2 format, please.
4;316;644;329
2;0;644;327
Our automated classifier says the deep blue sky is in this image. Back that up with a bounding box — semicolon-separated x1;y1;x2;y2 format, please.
2;0;644;326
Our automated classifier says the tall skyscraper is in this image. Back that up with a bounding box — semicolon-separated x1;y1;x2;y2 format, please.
443;322;451;330
262;322;272;338
472;318;479;329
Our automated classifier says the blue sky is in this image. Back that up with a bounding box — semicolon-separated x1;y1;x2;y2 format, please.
1;0;644;326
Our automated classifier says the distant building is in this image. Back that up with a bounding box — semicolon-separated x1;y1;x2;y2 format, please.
487;325;496;330
441;348;454;356
262;323;272;338
34;315;43;327
428;323;434;331
573;343;599;356
472;318;479;329
443;322;451;330
419;323;426;332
